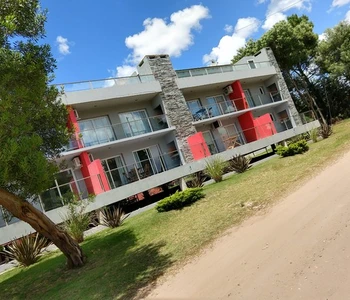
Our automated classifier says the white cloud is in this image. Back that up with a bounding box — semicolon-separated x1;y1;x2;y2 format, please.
124;5;210;64
224;24;234;33
262;12;287;30
116;65;137;77
262;0;312;30
345;10;350;22
257;0;268;3
331;0;350;7
113;5;209;78
56;36;71;55
319;33;326;41
203;17;260;65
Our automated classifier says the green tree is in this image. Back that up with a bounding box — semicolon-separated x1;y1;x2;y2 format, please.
233;15;327;123
0;0;85;268
317;21;350;81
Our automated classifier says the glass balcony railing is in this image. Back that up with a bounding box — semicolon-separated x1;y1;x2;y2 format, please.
189;92;283;122
64;115;170;151
0;149;182;225
176;61;272;78
55;74;156;93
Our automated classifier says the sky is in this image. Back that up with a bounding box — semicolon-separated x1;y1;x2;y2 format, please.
39;0;350;84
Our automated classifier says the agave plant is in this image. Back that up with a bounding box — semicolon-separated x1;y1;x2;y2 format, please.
186;171;206;188
100;205;129;228
3;234;50;267
204;156;228;183
319;123;333;139
230;154;252;173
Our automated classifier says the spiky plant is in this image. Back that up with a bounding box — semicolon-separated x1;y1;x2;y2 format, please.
204;156;228;183
100;205;129;228
186;171;206;188
230;154;252;173
3;234;50;267
319;123;333;139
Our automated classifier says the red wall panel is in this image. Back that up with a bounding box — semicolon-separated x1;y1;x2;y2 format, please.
187;132;211;161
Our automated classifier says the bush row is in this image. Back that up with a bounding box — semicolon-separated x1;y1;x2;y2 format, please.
276;139;309;157
156;188;205;212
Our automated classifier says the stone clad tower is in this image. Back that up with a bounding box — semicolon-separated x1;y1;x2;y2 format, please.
138;54;197;163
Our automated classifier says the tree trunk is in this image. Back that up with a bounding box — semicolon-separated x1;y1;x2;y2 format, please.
0;188;86;268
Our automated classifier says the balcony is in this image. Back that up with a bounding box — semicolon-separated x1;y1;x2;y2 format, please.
55;74;162;106
176;61;272;78
176;61;277;92
56;74;156;92
189;92;284;123
64;114;173;152
0;150;182;226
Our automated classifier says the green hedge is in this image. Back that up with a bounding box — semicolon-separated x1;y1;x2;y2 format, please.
276;139;309;157
156;188;205;212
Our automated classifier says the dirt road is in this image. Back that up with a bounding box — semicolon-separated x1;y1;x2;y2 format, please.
147;151;350;299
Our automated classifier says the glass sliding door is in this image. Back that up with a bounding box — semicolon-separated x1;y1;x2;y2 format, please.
243;89;255;108
187;99;202;120
40;169;77;211
203;131;218;155
119;110;152;137
79;116;115;147
133;148;157;179
101;156;128;188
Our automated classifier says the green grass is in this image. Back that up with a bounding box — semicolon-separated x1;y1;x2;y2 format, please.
1;121;350;299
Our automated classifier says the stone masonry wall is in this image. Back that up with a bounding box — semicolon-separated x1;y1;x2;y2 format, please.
146;55;197;163
266;48;302;126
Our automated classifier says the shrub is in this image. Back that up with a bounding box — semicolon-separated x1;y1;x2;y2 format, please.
319;123;333;139
204;156;228;183
310;128;318;143
277;140;309;157
62;196;94;243
100;205;129;228
3;234;50;267
229;154;252;173
156;188;205;212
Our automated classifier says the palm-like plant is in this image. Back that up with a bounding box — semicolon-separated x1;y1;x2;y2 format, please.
3;234;50;267
230;155;252;173
100;205;129;228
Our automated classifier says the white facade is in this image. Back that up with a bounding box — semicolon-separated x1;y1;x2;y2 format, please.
0;48;320;244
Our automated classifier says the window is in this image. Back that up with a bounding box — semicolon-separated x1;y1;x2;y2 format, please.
248;60;256;69
203;131;218;155
79;116;115;147
40;169;77;211
243;89;255;107
119;110;152;137
102;156;128;188
206;95;235;116
187;99;202;115
133;145;166;179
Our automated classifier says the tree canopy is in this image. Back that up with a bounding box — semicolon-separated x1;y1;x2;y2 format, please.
0;0;85;268
233;14;350;123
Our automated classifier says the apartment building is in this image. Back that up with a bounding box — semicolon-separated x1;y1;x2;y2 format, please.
0;48;320;244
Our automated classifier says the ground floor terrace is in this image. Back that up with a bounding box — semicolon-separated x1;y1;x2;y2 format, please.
0;117;320;244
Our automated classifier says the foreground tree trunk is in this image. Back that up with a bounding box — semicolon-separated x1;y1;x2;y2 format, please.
0;188;86;268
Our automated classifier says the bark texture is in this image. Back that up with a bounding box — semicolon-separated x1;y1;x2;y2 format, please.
0;188;86;268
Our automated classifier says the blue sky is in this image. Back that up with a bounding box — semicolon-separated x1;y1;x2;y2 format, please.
40;0;350;84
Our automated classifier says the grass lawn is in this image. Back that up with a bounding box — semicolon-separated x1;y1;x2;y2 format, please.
1;121;350;299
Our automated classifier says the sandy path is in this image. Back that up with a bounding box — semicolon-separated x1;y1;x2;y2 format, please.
147;151;350;299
